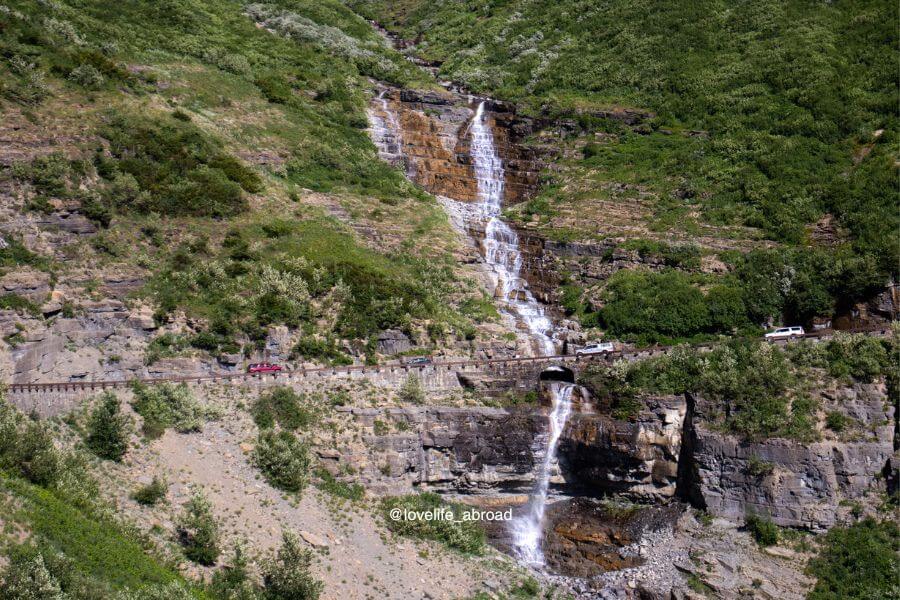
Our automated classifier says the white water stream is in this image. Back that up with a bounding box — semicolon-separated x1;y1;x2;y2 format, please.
469;101;555;355
511;382;575;566
368;92;570;568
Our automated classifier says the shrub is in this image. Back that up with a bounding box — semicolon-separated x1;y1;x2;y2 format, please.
745;513;779;546
825;411;849;433
209;545;260;600
116;581;196;600
599;270;710;341
398;373;425;404
132;476;168;506
176;492;220;565
0;549;66;599
12;420;62;487
67;64;105;89
252;430;311;493
85;392;130;461
261;531;322;600
315;468;364;501
807;518;899;600
251;387;316;431
130;382;209;438
290;337;352;366
99;112;258;217
381;493;485;554
746;455;774;477
822;334;890;382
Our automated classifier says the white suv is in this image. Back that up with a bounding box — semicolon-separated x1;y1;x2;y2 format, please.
576;341;615;356
764;326;805;340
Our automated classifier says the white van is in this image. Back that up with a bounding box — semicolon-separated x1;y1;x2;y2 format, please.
764;326;805;340
576;341;615;356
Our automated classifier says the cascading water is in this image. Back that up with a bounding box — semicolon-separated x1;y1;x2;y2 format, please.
367;94;570;568
367;90;405;169
470;101;555;355
512;382;575;567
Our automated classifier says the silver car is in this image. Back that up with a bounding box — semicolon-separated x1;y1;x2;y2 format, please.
576;341;615;356
764;326;805;340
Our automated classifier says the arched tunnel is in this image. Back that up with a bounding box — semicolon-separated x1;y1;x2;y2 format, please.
539;365;575;384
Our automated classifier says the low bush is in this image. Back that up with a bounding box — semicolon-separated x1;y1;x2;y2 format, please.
807;518;899;600
745;513;779;546
290;336;352;366
85;392;130;461
251;387;316;431
381;493;485;554
132;477;167;506
176;492;220;566
825;411;850;433
397;373;425;404
252;430;311;493
315;468;364;501
209;545;259;600
98;111;259;217
130;382;210;438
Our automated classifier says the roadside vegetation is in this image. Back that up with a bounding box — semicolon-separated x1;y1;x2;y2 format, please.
807;518;899;600
381;492;486;554
578;333;895;440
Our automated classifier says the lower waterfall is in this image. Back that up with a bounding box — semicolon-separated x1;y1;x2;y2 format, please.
511;382;575;567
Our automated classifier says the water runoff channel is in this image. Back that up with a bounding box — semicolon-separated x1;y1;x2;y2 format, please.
369;92;578;568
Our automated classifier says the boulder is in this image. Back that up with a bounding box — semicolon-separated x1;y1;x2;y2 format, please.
376;329;413;355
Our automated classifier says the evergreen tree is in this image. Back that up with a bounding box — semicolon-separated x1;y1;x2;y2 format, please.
86;392;130;461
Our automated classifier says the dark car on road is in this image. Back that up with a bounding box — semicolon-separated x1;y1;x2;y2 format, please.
403;356;432;366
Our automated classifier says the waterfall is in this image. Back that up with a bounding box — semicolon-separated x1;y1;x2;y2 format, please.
470;101;555;355
511;382;575;567
368;90;405;168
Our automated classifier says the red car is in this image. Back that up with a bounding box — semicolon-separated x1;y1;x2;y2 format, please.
247;363;283;374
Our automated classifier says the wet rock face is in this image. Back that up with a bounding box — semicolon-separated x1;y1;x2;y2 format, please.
558;395;687;499
540;498;682;578
686;384;896;530
368;88;545;206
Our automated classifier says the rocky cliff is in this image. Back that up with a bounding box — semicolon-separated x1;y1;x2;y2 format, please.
683;383;896;530
336;380;896;532
368;88;545;206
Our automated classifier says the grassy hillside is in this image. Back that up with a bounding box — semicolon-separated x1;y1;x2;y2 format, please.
351;0;898;337
0;0;491;362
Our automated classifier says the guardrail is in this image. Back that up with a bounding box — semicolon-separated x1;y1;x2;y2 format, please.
4;326;890;394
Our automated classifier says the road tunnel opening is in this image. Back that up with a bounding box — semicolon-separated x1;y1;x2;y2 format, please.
539;365;575;383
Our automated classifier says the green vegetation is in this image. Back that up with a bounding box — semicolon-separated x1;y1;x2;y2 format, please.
744;513;779;547
84;392;130;461
581;332;897;439
356;0;898;338
252;430;311;493
357;0;898;252
176;491;221;566
807;518;899;600
97;110;261;217
130;382;214;439
149;219;467;360
315;468;364;501
397;373;425;404
251;387;317;431
381;492;486;554
0;395;196;597
132;477;168;507
260;531;323;600
0;293;41;316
